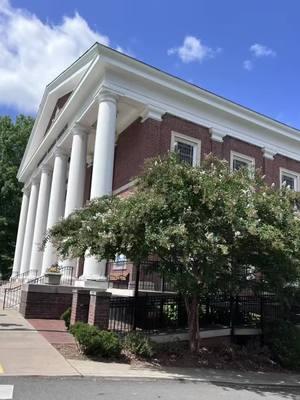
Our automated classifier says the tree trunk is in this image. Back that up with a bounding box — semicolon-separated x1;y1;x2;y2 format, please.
185;295;200;353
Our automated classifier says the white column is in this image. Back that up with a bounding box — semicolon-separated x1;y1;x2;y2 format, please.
63;123;88;267
29;165;52;278
11;187;30;277
41;148;68;274
19;177;40;275
79;91;117;286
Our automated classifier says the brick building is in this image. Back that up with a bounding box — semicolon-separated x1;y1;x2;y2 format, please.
12;43;300;289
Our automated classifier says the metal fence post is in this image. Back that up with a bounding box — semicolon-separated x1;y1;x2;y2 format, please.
260;295;264;346
230;295;235;339
133;263;140;331
3;288;7;309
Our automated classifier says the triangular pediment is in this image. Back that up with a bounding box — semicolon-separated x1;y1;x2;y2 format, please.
19;44;100;177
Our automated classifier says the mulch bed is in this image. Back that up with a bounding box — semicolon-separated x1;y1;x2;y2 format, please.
53;343;87;360
54;337;286;373
149;341;285;372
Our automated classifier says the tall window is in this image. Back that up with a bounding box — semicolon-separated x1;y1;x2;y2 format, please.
171;132;201;166
280;168;299;191
230;151;255;173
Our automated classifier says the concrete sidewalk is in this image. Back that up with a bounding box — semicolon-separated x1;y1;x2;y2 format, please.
0;308;78;376
1;309;300;388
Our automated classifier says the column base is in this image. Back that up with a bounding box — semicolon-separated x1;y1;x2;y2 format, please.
74;277;108;290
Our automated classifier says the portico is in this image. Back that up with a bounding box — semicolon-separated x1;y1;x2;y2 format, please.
12;42;300;289
12;77;143;286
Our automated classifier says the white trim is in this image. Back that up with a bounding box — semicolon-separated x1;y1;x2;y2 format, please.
210;127;226;142
140;105;165;122
230;151;255;172
263;147;277;160
113;179;137;195
280;168;299;191
170;131;201;166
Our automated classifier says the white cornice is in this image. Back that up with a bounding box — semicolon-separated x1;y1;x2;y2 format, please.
98;44;300;142
263;148;277;160
140;105;165;123
104;79;300;162
210;127;226;142
18;43;300;182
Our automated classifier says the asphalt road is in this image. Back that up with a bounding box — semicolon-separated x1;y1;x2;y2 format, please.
0;377;299;400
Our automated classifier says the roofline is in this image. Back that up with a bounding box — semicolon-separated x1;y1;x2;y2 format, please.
95;42;300;135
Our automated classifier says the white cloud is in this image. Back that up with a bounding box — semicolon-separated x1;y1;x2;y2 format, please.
243;60;253;71
0;0;112;113
168;36;221;63
115;45;135;57
250;43;276;58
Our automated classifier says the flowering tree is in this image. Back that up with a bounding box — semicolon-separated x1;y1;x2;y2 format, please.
47;154;300;352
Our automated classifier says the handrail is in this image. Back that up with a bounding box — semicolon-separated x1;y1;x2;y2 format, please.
9;270;32;285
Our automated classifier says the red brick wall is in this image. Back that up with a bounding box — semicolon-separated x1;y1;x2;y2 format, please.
88;292;111;330
113;118;161;190
20;286;73;319
110;114;300;192
159;114;211;157
222;136;264;171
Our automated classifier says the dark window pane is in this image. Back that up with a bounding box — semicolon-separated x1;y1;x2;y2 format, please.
175;141;194;165
282;175;295;189
233;158;249;171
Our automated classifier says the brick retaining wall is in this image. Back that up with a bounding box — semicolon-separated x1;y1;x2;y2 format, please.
20;284;73;319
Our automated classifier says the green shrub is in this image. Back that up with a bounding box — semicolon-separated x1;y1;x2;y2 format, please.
265;320;300;370
60;307;71;330
123;332;154;359
70;322;121;358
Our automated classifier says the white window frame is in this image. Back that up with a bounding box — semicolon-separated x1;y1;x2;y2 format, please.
280;168;299;191
113;254;127;271
170;131;201;166
230;151;255;173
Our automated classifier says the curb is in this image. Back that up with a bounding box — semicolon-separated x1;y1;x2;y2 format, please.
1;374;300;389
80;375;300;389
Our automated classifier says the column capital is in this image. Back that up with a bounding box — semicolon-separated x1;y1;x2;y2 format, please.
72;123;89;137
95;89;119;105
54;146;68;159
40;163;52;175
22;186;30;195
30;174;40;186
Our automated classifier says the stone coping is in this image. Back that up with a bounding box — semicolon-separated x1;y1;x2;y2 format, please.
90;290;112;297
23;283;74;294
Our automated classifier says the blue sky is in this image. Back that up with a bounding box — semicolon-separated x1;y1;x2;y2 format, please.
1;0;300;129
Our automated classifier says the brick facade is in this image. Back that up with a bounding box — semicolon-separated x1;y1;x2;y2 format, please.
20;284;73;319
88;291;111;330
111;113;300;193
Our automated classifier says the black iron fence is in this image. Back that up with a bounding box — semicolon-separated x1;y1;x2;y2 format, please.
137;261;175;292
109;292;283;334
